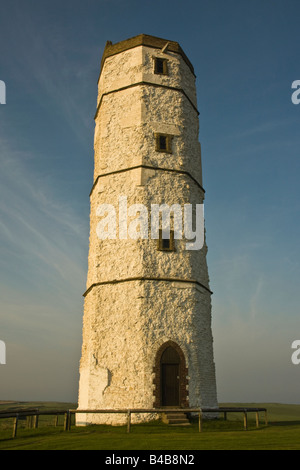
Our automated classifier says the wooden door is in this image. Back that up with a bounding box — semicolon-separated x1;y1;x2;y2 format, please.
161;363;179;406
160;346;181;406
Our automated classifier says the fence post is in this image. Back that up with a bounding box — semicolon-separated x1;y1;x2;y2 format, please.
127;410;131;433
12;415;19;438
64;411;70;431
243;411;248;431
26;416;31;429
265;410;268;426
256;411;259;428
34;414;39;429
198;409;202;433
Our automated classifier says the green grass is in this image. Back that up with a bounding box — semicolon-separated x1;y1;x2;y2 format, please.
0;402;300;450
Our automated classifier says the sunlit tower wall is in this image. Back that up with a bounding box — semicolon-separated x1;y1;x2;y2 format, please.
77;34;218;425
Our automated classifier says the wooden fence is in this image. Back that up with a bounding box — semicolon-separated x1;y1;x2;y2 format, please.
0;406;267;438
0;409;70;438
70;407;268;433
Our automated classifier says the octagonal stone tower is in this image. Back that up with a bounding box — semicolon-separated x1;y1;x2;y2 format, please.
77;34;218;425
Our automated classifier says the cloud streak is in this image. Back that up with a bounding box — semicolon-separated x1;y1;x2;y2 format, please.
0;136;88;289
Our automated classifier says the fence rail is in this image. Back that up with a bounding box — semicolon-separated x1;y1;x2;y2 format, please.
0;406;267;438
0;409;71;438
70;407;267;433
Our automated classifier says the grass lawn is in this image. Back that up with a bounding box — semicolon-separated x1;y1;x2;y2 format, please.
0;402;300;450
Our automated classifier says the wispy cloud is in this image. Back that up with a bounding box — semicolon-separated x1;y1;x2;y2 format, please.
234;118;290;139
0;134;88;301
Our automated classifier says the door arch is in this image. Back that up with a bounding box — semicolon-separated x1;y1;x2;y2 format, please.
153;341;188;408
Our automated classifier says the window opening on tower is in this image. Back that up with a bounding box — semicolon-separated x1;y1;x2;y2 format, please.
154;57;168;75
155;133;173;153
158;229;175;252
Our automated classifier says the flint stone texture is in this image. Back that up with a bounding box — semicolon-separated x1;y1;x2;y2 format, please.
77;35;218;426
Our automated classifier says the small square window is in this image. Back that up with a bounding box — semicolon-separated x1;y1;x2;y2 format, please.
158;229;175;252
159;135;167;151
154;57;168;75
155;133;173;153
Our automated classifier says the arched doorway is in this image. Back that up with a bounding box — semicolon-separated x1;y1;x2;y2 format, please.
153;341;188;408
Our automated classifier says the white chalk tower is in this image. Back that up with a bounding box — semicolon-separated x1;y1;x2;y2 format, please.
77;34;218;425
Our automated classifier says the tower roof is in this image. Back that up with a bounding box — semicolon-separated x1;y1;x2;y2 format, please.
98;34;195;81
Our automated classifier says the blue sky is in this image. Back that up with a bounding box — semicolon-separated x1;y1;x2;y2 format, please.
0;0;299;404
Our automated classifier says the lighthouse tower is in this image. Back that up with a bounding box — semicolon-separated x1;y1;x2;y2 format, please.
77;34;218;425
